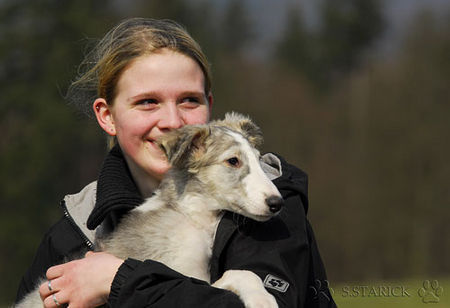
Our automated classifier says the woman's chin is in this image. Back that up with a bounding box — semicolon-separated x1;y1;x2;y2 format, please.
146;162;171;180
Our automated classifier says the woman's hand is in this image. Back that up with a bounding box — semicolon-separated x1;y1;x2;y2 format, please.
39;251;124;307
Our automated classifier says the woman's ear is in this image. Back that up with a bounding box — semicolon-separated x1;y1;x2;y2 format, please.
93;98;116;136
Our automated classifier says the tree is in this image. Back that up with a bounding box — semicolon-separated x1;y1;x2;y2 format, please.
275;5;312;76
317;0;384;75
0;0;116;303
275;0;385;88
221;0;253;56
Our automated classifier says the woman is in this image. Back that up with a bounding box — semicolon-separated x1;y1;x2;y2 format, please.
15;18;335;307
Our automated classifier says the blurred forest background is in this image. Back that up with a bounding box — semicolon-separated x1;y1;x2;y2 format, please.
1;0;449;305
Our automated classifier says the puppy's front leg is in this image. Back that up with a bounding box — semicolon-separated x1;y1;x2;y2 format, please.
212;270;278;308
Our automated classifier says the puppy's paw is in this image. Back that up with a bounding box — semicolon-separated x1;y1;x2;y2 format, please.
212;270;279;308
240;290;278;308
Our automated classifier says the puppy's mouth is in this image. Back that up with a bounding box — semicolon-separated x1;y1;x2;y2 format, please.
249;212;277;222
255;214;275;221
233;202;276;222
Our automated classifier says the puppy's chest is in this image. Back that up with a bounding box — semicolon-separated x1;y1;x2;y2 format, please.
170;215;219;254
158;214;220;281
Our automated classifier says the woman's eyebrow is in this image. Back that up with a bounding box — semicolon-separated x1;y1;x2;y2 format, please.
129;91;206;102
179;91;205;97
129;92;160;102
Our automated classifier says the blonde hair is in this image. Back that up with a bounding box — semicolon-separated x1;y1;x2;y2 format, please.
67;18;212;117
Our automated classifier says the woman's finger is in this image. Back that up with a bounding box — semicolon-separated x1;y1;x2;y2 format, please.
39;280;51;301
43;291;68;308
46;264;64;280
39;276;64;301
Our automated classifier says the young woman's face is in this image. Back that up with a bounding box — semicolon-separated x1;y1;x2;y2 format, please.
97;49;212;180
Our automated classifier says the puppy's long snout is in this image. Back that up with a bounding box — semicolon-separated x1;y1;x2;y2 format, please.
266;196;284;213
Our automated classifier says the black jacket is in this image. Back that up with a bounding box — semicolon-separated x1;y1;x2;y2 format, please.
16;146;336;307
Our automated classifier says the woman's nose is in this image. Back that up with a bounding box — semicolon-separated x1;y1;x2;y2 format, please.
159;103;184;130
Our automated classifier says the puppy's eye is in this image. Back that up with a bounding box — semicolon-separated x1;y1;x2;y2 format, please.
226;157;240;168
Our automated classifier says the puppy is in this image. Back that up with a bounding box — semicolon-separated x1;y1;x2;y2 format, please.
16;113;282;307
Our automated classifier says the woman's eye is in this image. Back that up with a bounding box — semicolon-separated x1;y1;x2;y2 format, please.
184;97;199;103
180;97;201;108
136;99;158;109
226;157;240;168
137;99;157;105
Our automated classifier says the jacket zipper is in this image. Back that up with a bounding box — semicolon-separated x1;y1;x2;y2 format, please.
60;199;95;250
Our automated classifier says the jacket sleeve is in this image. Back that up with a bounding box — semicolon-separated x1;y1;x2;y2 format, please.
108;258;245;307
15;217;88;303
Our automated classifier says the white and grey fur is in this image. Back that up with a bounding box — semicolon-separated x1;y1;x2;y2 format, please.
16;112;283;308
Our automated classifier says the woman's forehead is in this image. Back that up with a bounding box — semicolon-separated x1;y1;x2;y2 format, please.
116;51;206;99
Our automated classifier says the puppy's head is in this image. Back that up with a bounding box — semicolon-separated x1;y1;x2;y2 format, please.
156;113;282;221
156;112;263;172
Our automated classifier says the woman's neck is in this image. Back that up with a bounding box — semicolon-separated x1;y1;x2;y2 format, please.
123;155;160;199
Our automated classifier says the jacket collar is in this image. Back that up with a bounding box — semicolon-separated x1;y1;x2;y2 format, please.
62;181;98;244
61;145;144;244
271;153;309;214
86;145;143;230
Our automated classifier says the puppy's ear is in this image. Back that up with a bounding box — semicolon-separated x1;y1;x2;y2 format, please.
157;125;210;168
217;112;264;149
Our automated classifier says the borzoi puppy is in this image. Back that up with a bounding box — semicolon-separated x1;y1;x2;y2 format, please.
17;112;283;308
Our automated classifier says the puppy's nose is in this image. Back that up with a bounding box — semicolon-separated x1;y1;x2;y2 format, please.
266;196;284;213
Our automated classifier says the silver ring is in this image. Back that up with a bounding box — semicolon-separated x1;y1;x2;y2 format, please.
52;294;61;307
48;280;53;292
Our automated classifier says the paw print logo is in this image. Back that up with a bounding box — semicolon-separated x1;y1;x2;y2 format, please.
418;280;444;303
308;279;334;302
